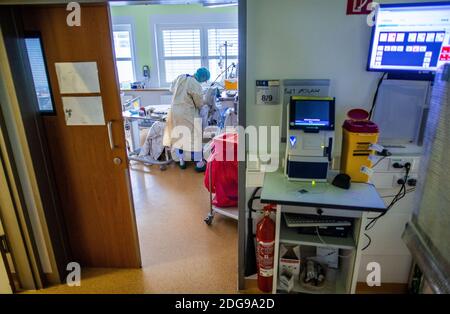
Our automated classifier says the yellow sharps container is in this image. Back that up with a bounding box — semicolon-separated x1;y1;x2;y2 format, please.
340;109;379;183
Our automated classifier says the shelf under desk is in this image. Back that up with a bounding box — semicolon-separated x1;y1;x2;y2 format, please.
279;214;355;250
277;268;347;294
260;171;386;213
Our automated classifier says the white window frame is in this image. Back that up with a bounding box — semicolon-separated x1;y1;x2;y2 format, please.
155;22;238;87
112;23;137;85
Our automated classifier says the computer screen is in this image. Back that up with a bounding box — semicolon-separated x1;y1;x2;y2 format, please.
289;97;335;130
368;2;450;73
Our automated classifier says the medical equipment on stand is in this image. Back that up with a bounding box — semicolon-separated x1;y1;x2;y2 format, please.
203;84;238;130
122;95;141;111
218;41;233;79
285;96;335;181
281;80;331;143
224;79;238;91
122;103;172;170
224;61;238;91
207;58;238;125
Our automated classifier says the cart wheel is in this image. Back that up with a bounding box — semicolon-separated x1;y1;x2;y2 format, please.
204;214;214;225
160;165;167;171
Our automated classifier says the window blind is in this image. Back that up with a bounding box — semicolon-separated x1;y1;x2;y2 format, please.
157;25;238;85
162;29;201;57
24;38;54;113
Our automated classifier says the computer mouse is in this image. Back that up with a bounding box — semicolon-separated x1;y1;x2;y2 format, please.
332;174;351;190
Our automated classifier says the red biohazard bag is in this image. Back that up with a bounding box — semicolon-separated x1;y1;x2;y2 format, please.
204;132;238;208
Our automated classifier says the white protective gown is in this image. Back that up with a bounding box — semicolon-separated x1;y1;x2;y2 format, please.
165;74;204;152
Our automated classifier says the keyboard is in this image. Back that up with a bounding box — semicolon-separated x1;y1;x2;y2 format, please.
283;213;352;228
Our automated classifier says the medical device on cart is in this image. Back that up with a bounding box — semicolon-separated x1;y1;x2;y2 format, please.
285;96;335;181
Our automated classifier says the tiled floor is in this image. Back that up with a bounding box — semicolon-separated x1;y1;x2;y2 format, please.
28;162;239;293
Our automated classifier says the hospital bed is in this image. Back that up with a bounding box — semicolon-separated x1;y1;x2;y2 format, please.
122;103;172;170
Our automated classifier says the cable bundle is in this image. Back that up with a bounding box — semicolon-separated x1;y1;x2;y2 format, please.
363;163;412;251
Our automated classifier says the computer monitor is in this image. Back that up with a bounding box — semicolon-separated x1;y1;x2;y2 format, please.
289;97;335;131
367;2;450;74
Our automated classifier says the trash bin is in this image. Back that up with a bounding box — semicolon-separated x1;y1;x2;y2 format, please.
340;110;379;183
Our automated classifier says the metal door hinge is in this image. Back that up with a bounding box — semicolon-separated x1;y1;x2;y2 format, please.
0;235;10;253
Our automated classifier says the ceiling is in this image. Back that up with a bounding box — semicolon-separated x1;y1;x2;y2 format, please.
0;0;238;6
109;0;238;6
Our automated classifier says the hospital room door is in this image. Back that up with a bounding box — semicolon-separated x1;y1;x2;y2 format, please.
19;3;141;268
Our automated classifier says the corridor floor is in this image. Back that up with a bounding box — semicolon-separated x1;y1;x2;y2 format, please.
28;162;238;293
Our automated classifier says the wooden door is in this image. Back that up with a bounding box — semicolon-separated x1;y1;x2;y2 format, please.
21;4;141;268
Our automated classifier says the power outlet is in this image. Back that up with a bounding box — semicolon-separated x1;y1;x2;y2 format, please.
389;158;415;171
393;174;418;187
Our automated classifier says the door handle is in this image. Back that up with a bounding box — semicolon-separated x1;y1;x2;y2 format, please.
107;121;116;150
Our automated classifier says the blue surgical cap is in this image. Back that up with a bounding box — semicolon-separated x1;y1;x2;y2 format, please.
194;67;211;83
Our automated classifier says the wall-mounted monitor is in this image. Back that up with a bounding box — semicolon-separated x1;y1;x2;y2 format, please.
367;2;450;75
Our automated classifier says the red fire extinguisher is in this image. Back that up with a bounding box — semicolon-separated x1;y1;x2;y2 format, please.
256;204;276;293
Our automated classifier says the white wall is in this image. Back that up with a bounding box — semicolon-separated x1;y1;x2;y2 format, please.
246;0;438;157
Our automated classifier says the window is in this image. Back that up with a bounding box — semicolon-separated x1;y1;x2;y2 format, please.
24;36;55;114
157;24;238;86
160;28;202;83
113;24;136;88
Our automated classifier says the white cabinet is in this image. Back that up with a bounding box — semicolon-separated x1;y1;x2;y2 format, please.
357;199;414;283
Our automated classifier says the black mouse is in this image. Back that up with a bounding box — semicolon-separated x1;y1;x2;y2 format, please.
332;174;351;190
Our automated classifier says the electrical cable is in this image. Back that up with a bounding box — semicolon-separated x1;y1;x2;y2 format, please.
247;186;262;214
371;155;387;168
244;187;261;277
362;164;411;250
314;227;353;259
381;188;416;199
368;72;388;120
366;165;409;230
362;233;372;251
367;165;410;226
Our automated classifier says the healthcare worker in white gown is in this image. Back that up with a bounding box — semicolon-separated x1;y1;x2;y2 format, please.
166;67;210;172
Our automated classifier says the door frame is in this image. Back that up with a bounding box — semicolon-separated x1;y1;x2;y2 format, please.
0;203;15;293
0;6;71;285
237;0;246;290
